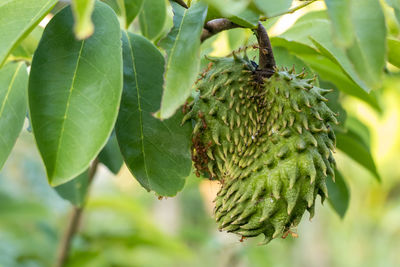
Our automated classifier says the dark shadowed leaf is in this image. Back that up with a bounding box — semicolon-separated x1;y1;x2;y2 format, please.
157;2;207;119
336;131;380;181
0;62;28;170
29;2;122;186
0;0;57;67
54;169;90;207
117;31;192;196
139;0;166;40
124;0;144;28
98;132;123;174
327;169;350;218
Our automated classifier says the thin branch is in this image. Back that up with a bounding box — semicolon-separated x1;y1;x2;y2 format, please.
201;18;240;42
55;158;99;267
260;0;319;21
170;0;188;9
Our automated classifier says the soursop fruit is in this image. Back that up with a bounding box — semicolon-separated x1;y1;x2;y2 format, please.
182;54;337;244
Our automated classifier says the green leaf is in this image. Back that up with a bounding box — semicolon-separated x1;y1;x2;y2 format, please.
157;2;208;119
229;8;259;28
253;0;292;17
388;38;400;68
336;130;381;181
386;0;400;25
272;46;313;78
71;0;95;39
117;31;192;196
0;62;28;170
98;132;123;174
124;0;144;28
54;169;90;207
9;26;44;62
297;53;381;111
202;0;249;17
319;80;347;125
0;0;57;67
29;2;123;186
139;0;166;40
345;116;371;149
345;0;386;90
324;0;354;47
327;169;350;218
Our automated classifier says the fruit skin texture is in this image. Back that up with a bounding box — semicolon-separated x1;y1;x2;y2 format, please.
183;55;337;244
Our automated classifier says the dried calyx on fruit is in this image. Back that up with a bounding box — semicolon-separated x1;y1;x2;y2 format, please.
182;24;338;244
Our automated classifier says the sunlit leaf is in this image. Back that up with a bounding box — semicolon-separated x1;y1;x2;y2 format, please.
327;169;350;218
9;26;44;62
253;0;292;17
157;2;207;119
29;2;123;185
229;8;259;28
202;0;249;17
139;0;166;40
388;38;400;68
0;62;28;170
324;0;354;47
0;0;57;67
117;31;192;196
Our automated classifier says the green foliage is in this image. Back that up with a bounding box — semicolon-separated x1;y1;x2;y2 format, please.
0;0;397;259
0;0;57;67
157;2;208;119
28;2;122;185
0;62;28;170
117;31;192;196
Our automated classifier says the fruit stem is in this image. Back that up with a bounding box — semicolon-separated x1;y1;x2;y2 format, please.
255;22;276;77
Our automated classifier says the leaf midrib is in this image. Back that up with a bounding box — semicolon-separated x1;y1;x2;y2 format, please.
125;31;150;183
0;63;22;119
51;40;85;179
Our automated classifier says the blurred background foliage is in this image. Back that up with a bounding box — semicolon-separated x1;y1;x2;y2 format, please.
2;0;400;266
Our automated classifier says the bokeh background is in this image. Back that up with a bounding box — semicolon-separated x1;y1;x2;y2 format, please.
1;1;400;267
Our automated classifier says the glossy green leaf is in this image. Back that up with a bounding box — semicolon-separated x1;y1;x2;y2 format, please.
29;2;123;186
297;53;381;111
101;0;123;15
98;132;123;174
202;0;249;17
157;2;207;119
9;26;44;62
71;0;95;39
336;130;381;181
229;8;259;28
327;169;350;218
388;38;400;68
345;0;386;90
139;0;166;40
253;0;292;17
280;19;370;93
54;169;90;207
117;31;192;196
125;0;144;28
0;62;28;170
324;0;354;47
0;0;57;67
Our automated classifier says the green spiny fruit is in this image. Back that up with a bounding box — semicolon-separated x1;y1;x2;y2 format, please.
182;54;337;244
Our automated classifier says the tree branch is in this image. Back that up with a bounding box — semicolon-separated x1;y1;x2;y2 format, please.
201;18;240;42
255;22;275;72
55;158;99;267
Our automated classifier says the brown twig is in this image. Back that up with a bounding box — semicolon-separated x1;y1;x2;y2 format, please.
201;18;240;42
170;0;188;9
255;22;275;76
55;158;99;267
